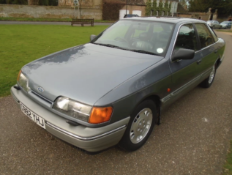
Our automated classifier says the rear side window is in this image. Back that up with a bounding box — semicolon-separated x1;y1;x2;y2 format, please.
195;23;215;49
174;24;198;51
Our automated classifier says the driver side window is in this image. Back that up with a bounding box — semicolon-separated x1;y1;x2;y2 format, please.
174;24;197;51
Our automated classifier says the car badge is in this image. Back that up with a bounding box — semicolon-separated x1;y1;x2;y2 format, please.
37;86;44;93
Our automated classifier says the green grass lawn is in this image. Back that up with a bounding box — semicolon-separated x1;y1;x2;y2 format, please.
215;29;232;33
224;141;232;175
0;24;108;97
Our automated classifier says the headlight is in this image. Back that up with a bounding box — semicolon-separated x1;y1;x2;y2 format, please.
53;97;92;122
53;96;113;124
17;70;30;92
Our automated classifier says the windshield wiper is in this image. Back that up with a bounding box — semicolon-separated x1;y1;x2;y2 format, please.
130;50;159;56
94;43;123;49
94;43;159;55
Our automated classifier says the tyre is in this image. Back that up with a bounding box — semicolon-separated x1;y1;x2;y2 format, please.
200;65;216;88
119;100;158;151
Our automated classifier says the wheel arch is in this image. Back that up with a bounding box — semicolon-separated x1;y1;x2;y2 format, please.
215;58;221;69
136;94;161;125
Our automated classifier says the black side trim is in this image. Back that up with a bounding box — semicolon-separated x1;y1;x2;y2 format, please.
14;85;21;90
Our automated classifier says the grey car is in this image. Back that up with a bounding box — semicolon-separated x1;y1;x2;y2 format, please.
124;14;140;18
207;20;222;29
11;18;225;152
220;21;232;29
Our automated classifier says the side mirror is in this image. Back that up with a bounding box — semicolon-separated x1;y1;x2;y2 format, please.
172;48;195;62
90;35;96;42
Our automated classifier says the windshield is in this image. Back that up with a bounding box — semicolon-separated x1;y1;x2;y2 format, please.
92;20;174;56
221;21;229;24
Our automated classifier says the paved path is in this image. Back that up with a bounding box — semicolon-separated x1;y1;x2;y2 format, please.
0;33;232;175
0;21;113;25
221;32;232;36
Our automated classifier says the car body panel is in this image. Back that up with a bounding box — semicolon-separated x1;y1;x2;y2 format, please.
169;52;201;90
11;87;129;152
22;43;163;105
94;59;171;106
96;59;173;123
217;38;226;59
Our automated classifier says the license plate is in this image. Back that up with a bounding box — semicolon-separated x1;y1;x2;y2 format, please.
20;103;46;129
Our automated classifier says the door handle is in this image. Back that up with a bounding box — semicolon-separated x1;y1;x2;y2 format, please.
197;60;202;64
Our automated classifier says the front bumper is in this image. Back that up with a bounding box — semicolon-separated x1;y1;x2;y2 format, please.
11;87;129;152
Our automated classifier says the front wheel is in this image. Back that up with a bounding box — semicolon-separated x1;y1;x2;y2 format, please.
200;65;216;88
119;100;158;151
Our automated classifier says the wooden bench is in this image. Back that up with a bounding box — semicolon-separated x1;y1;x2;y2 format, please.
71;19;94;27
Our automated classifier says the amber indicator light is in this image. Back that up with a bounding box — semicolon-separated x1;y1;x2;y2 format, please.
17;70;22;81
89;106;113;124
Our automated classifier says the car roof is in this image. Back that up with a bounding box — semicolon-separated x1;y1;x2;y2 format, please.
122;17;205;24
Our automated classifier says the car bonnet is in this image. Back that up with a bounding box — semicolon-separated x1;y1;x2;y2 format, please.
22;43;163;105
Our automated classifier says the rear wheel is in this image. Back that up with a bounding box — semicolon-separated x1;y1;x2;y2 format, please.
119;100;158;151
200;65;216;88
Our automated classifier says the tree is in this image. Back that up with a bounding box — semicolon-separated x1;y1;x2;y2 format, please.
145;0;152;16
1;0;27;4
179;0;186;7
188;0;207;12
189;0;232;16
39;0;58;6
28;0;39;5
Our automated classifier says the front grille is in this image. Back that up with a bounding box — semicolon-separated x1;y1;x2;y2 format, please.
31;90;53;104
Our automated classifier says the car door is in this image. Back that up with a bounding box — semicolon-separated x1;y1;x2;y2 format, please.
194;23;219;78
168;23;202;102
